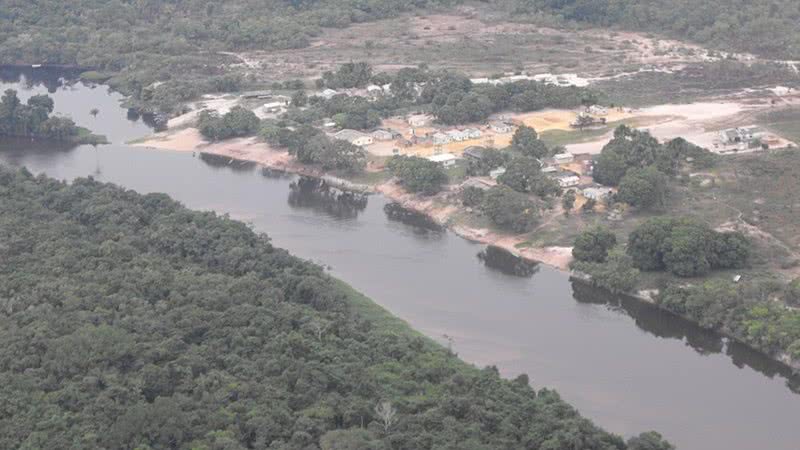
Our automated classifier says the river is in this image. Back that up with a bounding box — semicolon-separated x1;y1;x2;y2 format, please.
2;69;799;450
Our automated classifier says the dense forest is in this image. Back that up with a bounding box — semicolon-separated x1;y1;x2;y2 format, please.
516;0;800;60
0;165;671;449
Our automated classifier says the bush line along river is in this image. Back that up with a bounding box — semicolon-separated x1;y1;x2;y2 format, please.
2;69;800;450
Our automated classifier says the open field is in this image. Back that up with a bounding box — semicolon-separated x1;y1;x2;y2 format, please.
757;107;800;144
228;9;760;87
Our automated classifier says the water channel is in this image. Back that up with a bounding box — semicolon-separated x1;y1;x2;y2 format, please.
1;69;799;450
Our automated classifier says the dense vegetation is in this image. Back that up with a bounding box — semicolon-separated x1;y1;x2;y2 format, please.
656;279;800;365
420;73;600;125
0;89;106;144
0;165;671;449
593;127;715;209
571;227;639;294
627;217;750;277
261;124;366;173
498;156;561;198
572;226;617;264
516;0;800;60
386;155;448;195
481;186;541;233
198;106;260;141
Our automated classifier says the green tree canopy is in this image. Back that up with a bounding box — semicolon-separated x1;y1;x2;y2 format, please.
573;226;618;263
387;155;449;195
511;125;550;159
482;186;540;233
617;166;669;210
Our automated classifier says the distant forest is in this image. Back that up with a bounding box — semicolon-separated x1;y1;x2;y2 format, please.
0;165;670;449
517;0;800;60
1;0;798;114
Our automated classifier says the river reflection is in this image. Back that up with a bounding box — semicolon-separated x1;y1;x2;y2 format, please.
478;245;540;277
199;152;259;173
570;279;800;393
0;65;82;92
383;202;445;236
288;177;369;220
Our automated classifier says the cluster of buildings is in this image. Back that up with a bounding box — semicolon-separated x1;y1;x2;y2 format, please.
718;126;767;146
432;128;483;145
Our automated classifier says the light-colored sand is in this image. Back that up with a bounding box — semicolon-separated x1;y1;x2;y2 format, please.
565;101;775;154
168;95;241;128
452;225;573;271
134;128;298;172
134;128;207;152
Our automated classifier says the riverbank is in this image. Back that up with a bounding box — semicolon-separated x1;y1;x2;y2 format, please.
134;129;575;271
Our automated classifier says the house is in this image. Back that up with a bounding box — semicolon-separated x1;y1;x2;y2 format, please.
538;157;558;173
587;105;608;116
490;121;513;133
465;128;482;139
433;132;451;145
262;101;287;114
552;171;581;188
427;153;458;168
719;129;741;144
553;153;575;164
463;146;487;160
447;129;469;142
582;186;615;201
318;88;338;100
719;126;767;145
489;167;507;180
366;85;383;96
461;178;492;190
739;126;767;141
371;129;394;141
408;114;432;127
334;129;374;146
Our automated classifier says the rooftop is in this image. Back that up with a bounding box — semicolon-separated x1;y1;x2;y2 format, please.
334;129;368;141
427;153;458;163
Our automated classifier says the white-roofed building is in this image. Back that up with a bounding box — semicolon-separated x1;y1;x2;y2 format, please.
427;153;458;167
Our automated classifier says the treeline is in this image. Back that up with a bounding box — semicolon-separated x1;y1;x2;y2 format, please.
628;217;750;277
0;89;105;144
285;64;602;129
197;106;260;140
262;124;366;172
0;165;670;449
657;279;800;366
514;0;800;60
420;72;600;125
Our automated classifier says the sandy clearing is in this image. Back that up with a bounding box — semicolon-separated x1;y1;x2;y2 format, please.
565;101;771;154
133;128;207;152
168;95;241;129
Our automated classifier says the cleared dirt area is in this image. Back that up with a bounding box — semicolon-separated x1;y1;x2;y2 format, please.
565;99;798;154
229;9;736;84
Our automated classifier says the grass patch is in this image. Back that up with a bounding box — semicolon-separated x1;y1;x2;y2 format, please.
343;169;392;185
758;108;800;144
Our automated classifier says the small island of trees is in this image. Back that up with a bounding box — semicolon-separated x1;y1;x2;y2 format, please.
0;89;107;144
